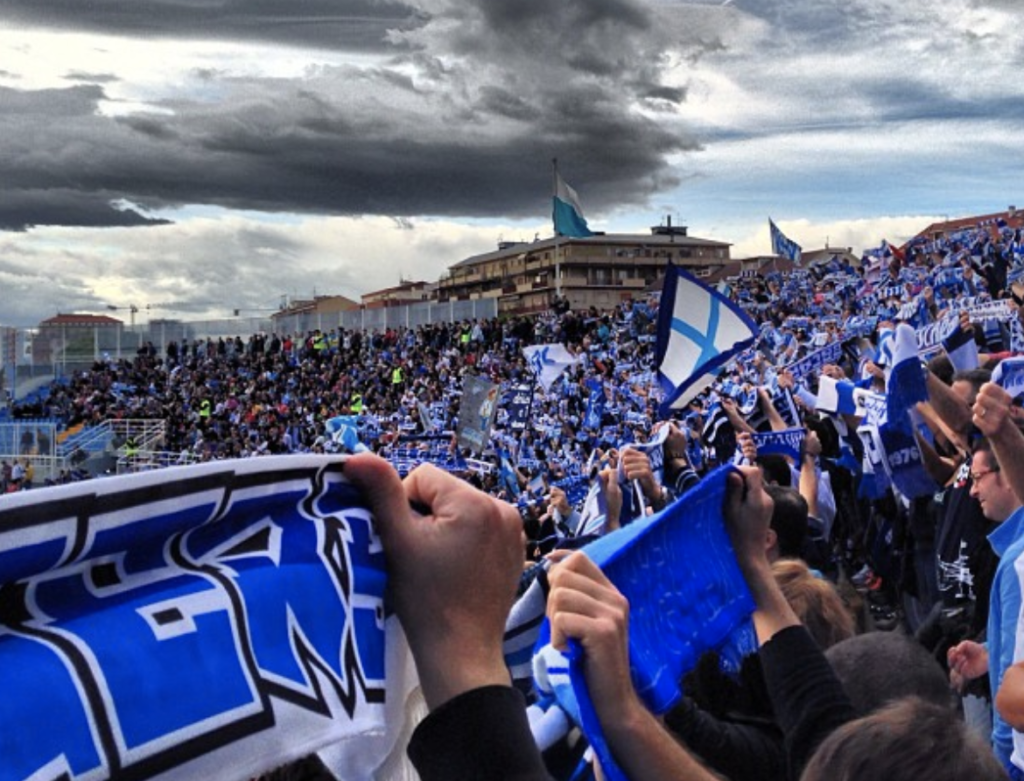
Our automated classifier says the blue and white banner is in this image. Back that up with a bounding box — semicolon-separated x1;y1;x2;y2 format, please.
886;323;929;431
917;300;1016;353
523;343;578;393
854;389;888;426
584;378;606;430
783;340;844;382
550;475;590;510
387;443;466;476
618;425;671;489
856;391;935;499
499;449;522;499
751;428;805;461
552;170;594;238
0;456;408;781
994;356;1024;400
770;219;802;264
880;422;936;500
816;375;870;416
504;382;535;433
655;264;759;416
942;321;980;373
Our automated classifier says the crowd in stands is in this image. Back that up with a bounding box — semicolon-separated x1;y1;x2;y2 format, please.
7;218;1024;779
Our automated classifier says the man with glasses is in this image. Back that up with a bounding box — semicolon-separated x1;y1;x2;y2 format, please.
948;385;1024;776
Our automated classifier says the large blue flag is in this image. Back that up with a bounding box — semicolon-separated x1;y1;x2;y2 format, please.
655;264;759;416
552;170;595;238
0;456;408;781
770;218;802;264
532;466;756;781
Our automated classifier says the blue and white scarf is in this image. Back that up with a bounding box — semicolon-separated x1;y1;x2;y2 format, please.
751;428;805;461
784;341;844;382
532;467;755;781
0;456;407;781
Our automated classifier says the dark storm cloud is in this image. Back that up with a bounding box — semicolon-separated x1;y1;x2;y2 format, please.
1;0;703;230
0;190;171;231
64;71;120;84
0;0;422;53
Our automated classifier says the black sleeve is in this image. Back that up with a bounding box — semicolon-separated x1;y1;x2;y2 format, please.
670;463;701;498
759;625;856;780
408;686;554;781
663;697;787;781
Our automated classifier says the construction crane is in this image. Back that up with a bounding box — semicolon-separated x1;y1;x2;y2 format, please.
106;303;183;328
106;304;140;327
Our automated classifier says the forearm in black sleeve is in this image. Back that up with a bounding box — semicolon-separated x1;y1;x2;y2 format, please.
408;686;554;781
663;696;787;781
759;625;856;780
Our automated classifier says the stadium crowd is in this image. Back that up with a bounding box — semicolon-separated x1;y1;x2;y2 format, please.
7;218;1024;780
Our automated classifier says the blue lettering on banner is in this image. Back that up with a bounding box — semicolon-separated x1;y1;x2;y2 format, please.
784;341;843;381
530;347;550;376
0;461;385;781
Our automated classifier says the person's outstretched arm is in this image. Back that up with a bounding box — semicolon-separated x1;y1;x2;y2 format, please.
973;382;1024;507
723;467;856;780
345;454;552;781
926;369;974;442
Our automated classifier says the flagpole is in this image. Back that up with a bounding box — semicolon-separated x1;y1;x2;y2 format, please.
552;158;563;300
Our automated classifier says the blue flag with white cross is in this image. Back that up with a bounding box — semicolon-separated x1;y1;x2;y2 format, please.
655;264;759;417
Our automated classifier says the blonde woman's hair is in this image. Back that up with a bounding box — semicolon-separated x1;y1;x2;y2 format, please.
772;559;855;650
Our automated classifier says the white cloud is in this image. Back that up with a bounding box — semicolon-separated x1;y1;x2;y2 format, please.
0;213;543;326
726;214;943;259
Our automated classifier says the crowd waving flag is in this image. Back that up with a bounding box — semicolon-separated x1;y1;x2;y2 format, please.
552;161;594;238
0;456;412;781
655;264;759;416
769;218;802;265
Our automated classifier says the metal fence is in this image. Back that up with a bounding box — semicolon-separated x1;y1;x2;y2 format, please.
273;298;498;335
0;418;168;483
0;419;57;460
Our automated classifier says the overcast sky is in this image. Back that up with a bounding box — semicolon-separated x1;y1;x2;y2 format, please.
1;0;1022;326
